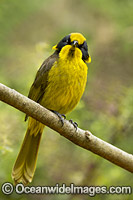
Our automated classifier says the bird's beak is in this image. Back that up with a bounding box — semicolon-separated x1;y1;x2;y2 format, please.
71;40;78;47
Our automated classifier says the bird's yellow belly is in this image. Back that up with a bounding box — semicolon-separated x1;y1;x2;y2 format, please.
41;58;87;114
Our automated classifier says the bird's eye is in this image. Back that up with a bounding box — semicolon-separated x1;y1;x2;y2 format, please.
78;41;88;50
62;35;70;44
79;41;89;62
56;35;71;52
64;36;70;44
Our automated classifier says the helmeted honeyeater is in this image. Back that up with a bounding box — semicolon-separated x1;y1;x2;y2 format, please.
12;32;91;185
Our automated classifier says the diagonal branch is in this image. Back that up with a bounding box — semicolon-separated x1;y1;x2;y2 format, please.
0;83;133;173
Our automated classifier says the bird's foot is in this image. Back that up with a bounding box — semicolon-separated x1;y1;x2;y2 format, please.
50;110;78;130
69;119;78;130
51;110;66;126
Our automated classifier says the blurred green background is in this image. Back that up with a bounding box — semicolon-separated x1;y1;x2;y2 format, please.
0;0;133;199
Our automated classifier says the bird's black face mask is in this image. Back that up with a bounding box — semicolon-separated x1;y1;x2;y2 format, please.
53;34;91;63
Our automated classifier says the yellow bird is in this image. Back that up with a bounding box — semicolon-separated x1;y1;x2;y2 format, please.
12;33;91;185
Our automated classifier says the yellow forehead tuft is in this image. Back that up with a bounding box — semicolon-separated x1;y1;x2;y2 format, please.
70;33;86;45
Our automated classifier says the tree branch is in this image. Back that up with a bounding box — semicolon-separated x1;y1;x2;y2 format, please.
0;83;133;173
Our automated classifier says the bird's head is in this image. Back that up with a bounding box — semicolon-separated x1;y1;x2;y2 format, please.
53;33;91;63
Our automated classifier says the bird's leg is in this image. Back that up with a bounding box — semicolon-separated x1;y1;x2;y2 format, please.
50;110;66;126
50;110;78;130
69;119;78;130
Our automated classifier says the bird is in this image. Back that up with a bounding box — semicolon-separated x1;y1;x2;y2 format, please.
12;32;91;185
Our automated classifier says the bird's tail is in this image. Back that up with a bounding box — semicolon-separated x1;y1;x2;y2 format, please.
12;117;44;185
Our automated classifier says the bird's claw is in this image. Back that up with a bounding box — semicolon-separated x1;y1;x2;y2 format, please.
51;110;66;126
69;119;78;130
50;110;78;130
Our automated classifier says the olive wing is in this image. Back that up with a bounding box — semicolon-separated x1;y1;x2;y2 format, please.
25;51;58;121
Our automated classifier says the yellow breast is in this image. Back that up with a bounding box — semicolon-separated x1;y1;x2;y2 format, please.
41;45;88;114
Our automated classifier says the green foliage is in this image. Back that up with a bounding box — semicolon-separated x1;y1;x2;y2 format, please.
0;0;133;199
